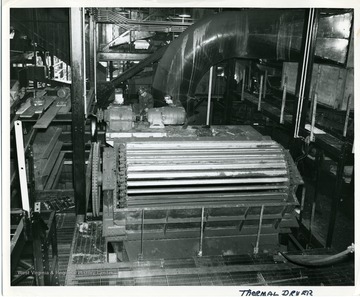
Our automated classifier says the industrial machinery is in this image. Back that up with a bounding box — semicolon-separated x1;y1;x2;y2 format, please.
91;105;303;262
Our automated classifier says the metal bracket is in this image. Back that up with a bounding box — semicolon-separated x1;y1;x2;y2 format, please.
14;120;31;213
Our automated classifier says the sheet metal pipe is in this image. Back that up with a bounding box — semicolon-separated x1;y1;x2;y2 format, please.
206;66;214;125
280;77;287;124
343;94;352;137
152;10;306;103
258;75;264;111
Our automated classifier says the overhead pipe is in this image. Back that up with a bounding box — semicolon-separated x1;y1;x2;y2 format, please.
153;9;350;108
153;9;308;105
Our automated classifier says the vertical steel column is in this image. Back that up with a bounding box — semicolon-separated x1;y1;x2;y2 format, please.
343;95;352;138
198;207;205;257
280;77;287;124
299;186;306;224
82;8;87;115
109;61;114;80
309;93;318;142
89;12;95;89
254;205;265;254
70;8;86;215
263;70;267;98
206;66;214;126
50;54;55;79
257;75;264;111
308;148;323;247
139;209;145;260
94;20;97;102
326;143;349;247
224;59;236;124
292;8;319;138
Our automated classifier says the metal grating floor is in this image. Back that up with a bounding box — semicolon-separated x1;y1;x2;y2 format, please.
64;219;354;286
56;212;77;285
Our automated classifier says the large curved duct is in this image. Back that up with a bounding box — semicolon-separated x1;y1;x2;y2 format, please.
152;9;307;104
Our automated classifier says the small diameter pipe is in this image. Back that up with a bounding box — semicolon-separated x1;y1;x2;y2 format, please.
248;64;252;89
241;68;246;101
206;66;214;125
139;209;145;260
299;186;306;224
198;207;205;257
254;205;265;254
343;94;352;137
310;93;318;142
280;77;287;124
263;70;267;99
258;75;264;111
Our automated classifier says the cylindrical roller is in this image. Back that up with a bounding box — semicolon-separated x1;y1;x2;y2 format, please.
126;140;279;150
126;149;283;156
127;153;284;159
127;169;288;180
127;177;288;187
127;184;288;194
127;161;286;172
129;191;287;200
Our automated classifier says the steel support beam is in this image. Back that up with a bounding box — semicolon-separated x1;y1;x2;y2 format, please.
111;45;168;87
292;8;320;138
223;59;236;124
97;52;150;61
89;13;95;89
70;8;86;215
326;143;349;247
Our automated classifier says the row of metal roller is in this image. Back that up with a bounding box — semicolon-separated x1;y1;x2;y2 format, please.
119;140;290;208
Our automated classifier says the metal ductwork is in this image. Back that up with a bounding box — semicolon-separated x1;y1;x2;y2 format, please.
152;9;352;105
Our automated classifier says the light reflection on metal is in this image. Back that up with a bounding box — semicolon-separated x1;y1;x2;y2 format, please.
153;9;307;104
153;9;352;106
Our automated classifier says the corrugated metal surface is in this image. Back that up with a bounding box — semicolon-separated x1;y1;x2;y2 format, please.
282;62;353;111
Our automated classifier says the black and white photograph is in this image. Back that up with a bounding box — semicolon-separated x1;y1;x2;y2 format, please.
2;1;359;296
